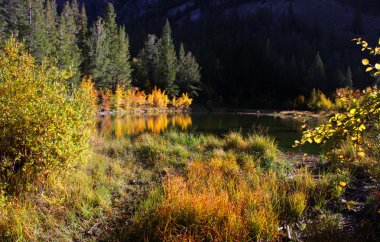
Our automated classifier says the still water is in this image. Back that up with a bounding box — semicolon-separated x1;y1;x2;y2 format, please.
97;113;319;153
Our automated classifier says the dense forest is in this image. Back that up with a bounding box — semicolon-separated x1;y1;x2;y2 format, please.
0;0;201;98
120;0;380;107
2;0;379;108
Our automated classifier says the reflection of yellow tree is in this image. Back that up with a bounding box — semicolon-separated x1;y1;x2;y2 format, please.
100;115;112;136
147;114;169;134
99;113;193;136
125;115;146;135
115;116;124;138
171;113;192;130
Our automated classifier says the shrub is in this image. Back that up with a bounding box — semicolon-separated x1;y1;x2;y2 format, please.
171;93;193;110
101;88;113;112
0;37;95;194
317;93;334;110
147;87;169;109
114;84;125;110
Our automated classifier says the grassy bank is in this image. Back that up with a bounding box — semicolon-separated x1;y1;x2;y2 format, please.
2;130;361;241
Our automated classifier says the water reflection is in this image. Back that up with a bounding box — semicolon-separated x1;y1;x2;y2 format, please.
97;113;319;153
98;113;192;137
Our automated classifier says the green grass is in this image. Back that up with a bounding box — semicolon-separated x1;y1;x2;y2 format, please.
0;131;360;241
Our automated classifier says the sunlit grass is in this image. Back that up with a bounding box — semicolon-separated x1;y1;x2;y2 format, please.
126;136;330;241
0;137;133;241
1;131;340;241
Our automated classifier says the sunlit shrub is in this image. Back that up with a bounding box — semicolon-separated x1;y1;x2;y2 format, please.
101;88;113;112
130;88;147;108
317;92;334;110
0;37;94;194
171;93;193;110
114;84;126;110
146;87;169;109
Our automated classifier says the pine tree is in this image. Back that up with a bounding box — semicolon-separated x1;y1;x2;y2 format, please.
78;3;90;74
90;3;132;90
28;0;49;62
308;52;325;89
0;0;7;38
2;0;29;38
2;0;17;36
70;0;80;23
57;1;81;87
89;17;109;88
345;66;353;88
17;0;31;40
45;0;58;59
336;67;346;87
104;3;117;39
135;34;159;91
156;19;178;97
176;43;201;97
114;26;132;87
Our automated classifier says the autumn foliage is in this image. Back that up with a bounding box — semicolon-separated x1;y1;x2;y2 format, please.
99;85;192;112
0;37;95;194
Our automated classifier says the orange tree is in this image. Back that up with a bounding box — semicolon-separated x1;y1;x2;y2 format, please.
0;37;96;194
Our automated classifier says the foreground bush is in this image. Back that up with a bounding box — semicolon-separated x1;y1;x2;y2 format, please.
0;37;95;194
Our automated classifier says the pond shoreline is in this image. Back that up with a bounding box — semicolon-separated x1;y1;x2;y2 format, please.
99;108;330;120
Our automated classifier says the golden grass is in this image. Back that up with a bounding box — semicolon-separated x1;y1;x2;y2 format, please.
0;141;133;241
130;154;319;241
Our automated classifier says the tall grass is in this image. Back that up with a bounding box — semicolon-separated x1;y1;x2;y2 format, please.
0;136;133;241
1;131;339;241
125;133;332;241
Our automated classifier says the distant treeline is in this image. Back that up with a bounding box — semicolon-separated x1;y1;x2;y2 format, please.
123;0;379;108
0;0;201;98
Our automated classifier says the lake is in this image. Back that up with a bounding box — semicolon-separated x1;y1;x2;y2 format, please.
97;112;319;153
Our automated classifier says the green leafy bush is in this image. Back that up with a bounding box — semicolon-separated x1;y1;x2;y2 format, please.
0;37;95;194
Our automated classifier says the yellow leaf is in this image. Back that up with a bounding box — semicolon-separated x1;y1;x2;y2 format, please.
339;182;347;187
362;59;369;65
376;63;380;70
366;67;373;72
357;152;365;158
314;136;323;144
349;109;356;115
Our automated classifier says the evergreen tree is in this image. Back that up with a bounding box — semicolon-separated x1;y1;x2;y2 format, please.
89;17;109;88
102;3;122;89
45;0;58;59
308;52;325;89
2;0;17;36
345;66;353;88
176;43;201;97
57;2;81;86
104;3;117;39
156;19;178;97
17;0;31;40
78;3;90;74
336;67;346;87
135;34;159;91
0;0;6;38
114;26;132;87
70;0;80;22
28;0;49;62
